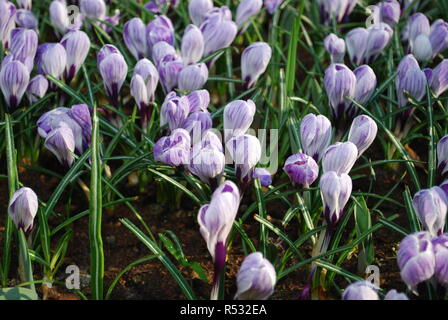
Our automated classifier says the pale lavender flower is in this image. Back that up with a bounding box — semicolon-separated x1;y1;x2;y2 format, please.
324;33;345;63
223;99;256;143
348;115;378;158
8;187;38;232
253;168;272;187
26;75;48;103
0;59;29;110
147;15;175;49
264;0;284;14
227;134;262;184
123;18;149;60
412;187;447;237
61;30;91;83
15;9;37;30
188;0;213;26
241;42;272;89
283;153;319;188
153;128;191;166
342;281;379;300
178;63;208;91
181;24;204;65
320;171;352;227
300;113;332;162
432;234;448;286
236;0;262;28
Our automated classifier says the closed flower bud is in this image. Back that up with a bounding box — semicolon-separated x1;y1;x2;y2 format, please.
134;58;159;102
160;92;190;130
227;134;262;184
318;0;357;25
153;128;191;166
241;42;272;89
223;99;256;143
98;45;128;107
396;54;427;108
253;168;272;187
17;0;31;10
10;27;38;73
16;9;38;30
320;171;352;227
187;89;210;113
438;135;448;177
69;104;92;150
198;130;224;152
342;281;379;300
181;24;204;65
364;23;393;64
413;34;432;61
0;59;29;110
372;0;401;27
50;0;69;35
0;0;17;50
123;18;148;60
348;115;378;158
408;13;431;45
36;43;67;80
323;142;358;175
8;187;38;232
147;15;175;49
300;113;332;162
353;65;377;106
130;74;148;110
324;33;345;63
430;19;448;58
158;55;183;93
429;60;448;97
27;75;48;103
346;28;368;65
432;234;448;286
264;0;284;14
61;30;91;83
283;153;319;188
236;0;262;28
235;252;276;300
200;7;238;57
189;143;225;185
188;0;213;26
324;64;356;120
80;0;106;21
151;41;177;67
398;231;435;290
182;111;212;140
45;124;76;167
384;289;409;300
412;187;447;237
178;63;208;91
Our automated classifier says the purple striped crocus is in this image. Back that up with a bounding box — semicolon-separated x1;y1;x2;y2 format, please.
428;59;448;97
0;0;17;50
412;187;447;237
395;54;427;111
324;33;345;63
0;59;29;110
160;92;190;131
153;128;191;167
10;27;38;73
318;0;358;25
322;142;358;174
188;0;213;26
123;18;148;60
241;42;272;89
236;0;262;28
320;171;352;228
181;24;204;65
227;134;262;185
283;153;319;188
15;9;38;30
300;113;332;162
61;30;91;83
348;115;378;158
178;63;208;91
147;15;175;49
26;75;48;103
223;99;256;143
36;43;67;83
432;234;448;286
342;281;379;300
189;138;225;186
8;187;38;232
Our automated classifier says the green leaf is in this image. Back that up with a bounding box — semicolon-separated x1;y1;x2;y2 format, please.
353;196;374;273
0;287;38;300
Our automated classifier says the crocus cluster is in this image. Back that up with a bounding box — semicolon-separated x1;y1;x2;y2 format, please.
342;281;408;300
37;104;92;167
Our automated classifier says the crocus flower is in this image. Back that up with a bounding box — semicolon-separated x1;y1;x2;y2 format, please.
264;0;284;14
133;58;159;102
188;0;214;26
160;92;190;131
234;252;277;300
9;27;38;73
8;187;38;232
0;59;29;110
395;54;426;109
324;33;345;63
44;124;76;167
69;104;92;150
178;63;208;91
80;0;106;21
182;111;213;140
372;0;401;27
15;9;37;30
428;59;448;97
300;113;332;162
438;135;448;177
0;0;17;49
26;75;49;103
320;171;352;227
199;129;224;152
342;281;379;300
200;6;238;57
98;45;128;107
123;18;148;60
61;30;91;83
181;24;204;65
147;15;175;49
189;142;225;185
283;153;319;188
151;41;177;67
432;234;448;286
348;115;378;158
198;180;241;300
253;168;272;187
241;42;272;89
429;19;448;58
36;43;67;82
223;99;256;143
236;0;262;28
158;55;184;93
153;128;191;167
384;289;409;300
227;134;262;184
318;0;358;25
322;142;358;175
187;89;210;113
50;0;70;35
412;187;447;237
17;0;31;10
397;231;435;290
353;65;377;106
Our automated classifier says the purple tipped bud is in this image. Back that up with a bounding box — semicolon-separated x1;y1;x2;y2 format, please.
412;187;447;237
0;0;17;50
181;24;204;65
10;27;38;73
61;30;91;82
320;171;352;227
187;89;210;113
300;113;332;162
236;0;263;27
429;59;448;97
0;59;29;110
322;142;358;174
353;65;377;106
123;18;148;60
413;34;432;61
346;28;368;65
160;92;190;130
235;252;277;300
432;234;448;286
372;0;401;27
147;15;175;49
264;0;284;14
189;142;225;185
153;128;191;167
227;134;262;184
253;168;272;187
80;0;106;21
15;9;38;30
188;0;214;26
17;0;32;10
324;64;356;120
342;281;379;300
384;289;409;300
44;124;76;167
36;43;67;80
178;63;208;91
241;42;272;89
8;187;38;232
223;99;256;143
198;180;240;261
430;19;448;58
200;7;238;57
283;153;319;188
152;41;177;67
27;75;49;103
348;115;378;158
158;55;183;93
395;54;426;107
324;33;345;63
397;232;435;290
130;74;148;110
